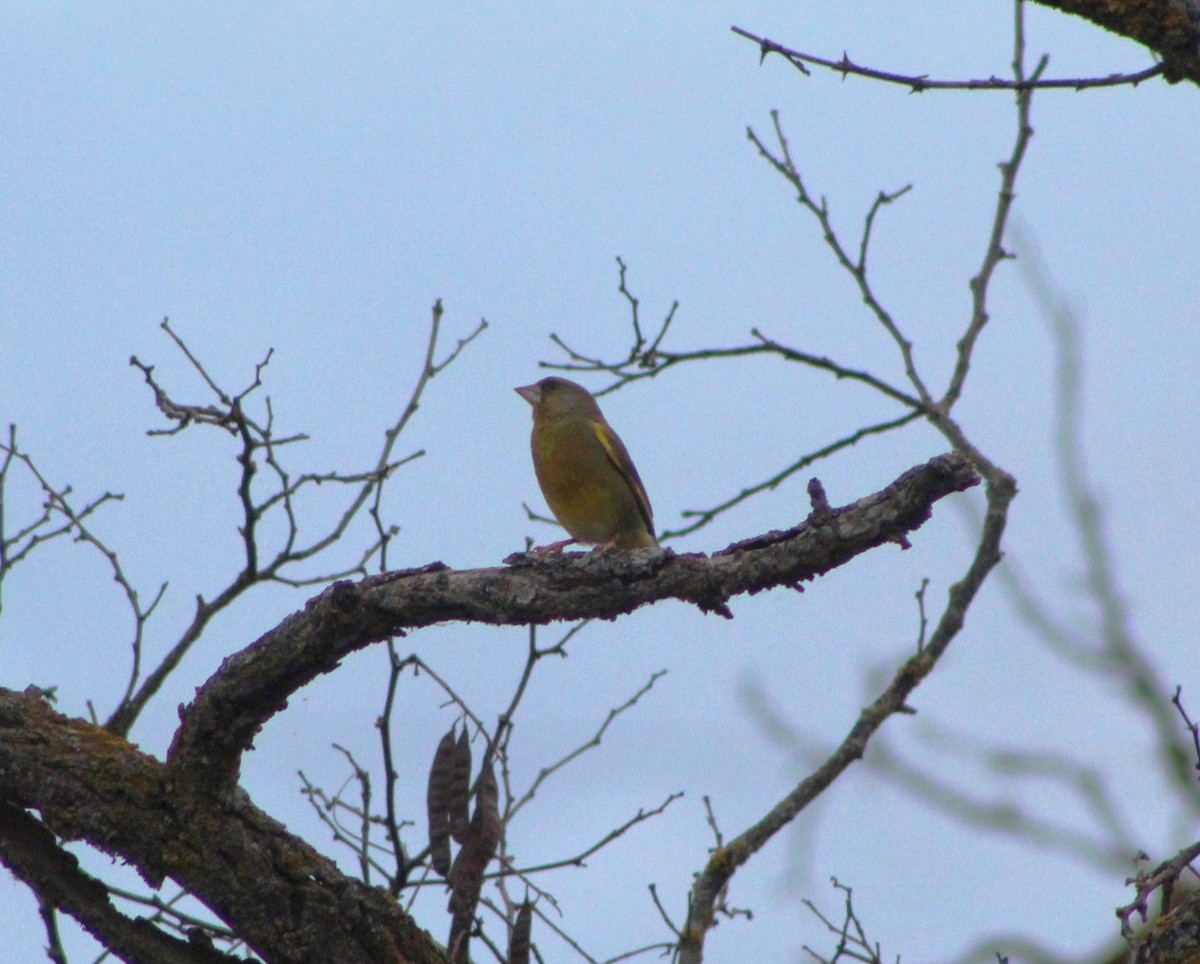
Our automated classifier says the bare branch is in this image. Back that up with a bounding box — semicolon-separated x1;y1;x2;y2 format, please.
378;641;411;891
801;878;890;964
0;425;166;707
508;671;669;820
943;8;1043;410
665;413;920;540
1119;840;1200;940
679;458;1011;959
729;24;1164;91
747;114;934;410
1026;0;1200;85
108;302;483;736
510;793;683;877
868;732;1136;873
1172;687;1200;776
0;689;446;964
166;453;978;791
108;884;240;951
0;798;238;964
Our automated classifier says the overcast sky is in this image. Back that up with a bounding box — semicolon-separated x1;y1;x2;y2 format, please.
3;3;1197;962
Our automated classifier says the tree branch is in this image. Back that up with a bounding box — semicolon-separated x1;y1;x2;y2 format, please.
0;689;448;964
730;23;1165;90
1128;852;1200;962
678;462;1014;961
0;801;235;964
166;453;978;790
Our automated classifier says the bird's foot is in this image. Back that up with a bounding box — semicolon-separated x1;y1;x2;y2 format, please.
530;538;578;554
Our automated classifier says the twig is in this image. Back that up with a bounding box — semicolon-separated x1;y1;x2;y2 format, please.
379;641;410;891
509;672;668;819
943;7;1044;411
509;793;683;877
1117;840;1200;940
1172;687;1200;776
677;10;1034;943
108;302;484;736
801;878;887;964
0;425;165;704
729;25;1163;92
664;413;920;539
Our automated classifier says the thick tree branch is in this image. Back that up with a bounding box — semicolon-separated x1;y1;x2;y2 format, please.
0;801;234;964
0;690;447;964
167;453;978;790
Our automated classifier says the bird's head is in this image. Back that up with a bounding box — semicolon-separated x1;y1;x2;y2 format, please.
515;377;602;421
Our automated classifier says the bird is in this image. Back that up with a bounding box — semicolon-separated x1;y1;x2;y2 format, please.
515;376;657;551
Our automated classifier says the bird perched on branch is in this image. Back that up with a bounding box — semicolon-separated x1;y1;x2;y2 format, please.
515;376;657;551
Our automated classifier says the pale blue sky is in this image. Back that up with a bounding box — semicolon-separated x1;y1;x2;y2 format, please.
3;3;1197;962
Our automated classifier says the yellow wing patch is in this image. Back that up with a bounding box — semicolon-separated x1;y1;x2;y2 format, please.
590;418;654;535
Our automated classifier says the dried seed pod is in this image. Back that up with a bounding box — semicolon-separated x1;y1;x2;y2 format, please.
446;903;474;964
508;900;532;964
458;763;500;879
448;763;501;891
426;726;457;877
448;726;472;844
470;761;501;858
446;761;501;962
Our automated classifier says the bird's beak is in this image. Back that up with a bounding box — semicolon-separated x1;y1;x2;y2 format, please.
515;383;541;407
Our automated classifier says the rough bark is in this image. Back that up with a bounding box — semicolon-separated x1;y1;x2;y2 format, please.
0;690;447;964
1133;885;1200;963
1128;888;1200;960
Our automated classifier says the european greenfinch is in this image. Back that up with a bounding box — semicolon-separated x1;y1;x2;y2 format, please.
516;376;657;551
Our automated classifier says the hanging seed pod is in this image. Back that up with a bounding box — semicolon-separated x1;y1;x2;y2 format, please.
448;763;500;894
508;899;532;964
448;726;472;844
426;726;457;877
446;759;501;962
446;901;474;964
470;761;501;859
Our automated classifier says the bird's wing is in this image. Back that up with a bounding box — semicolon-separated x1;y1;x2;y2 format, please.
590;418;654;535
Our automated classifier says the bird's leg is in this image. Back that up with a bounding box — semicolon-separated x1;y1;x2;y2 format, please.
531;537;578;553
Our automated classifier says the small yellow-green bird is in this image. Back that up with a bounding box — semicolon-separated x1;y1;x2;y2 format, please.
516;376;657;551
